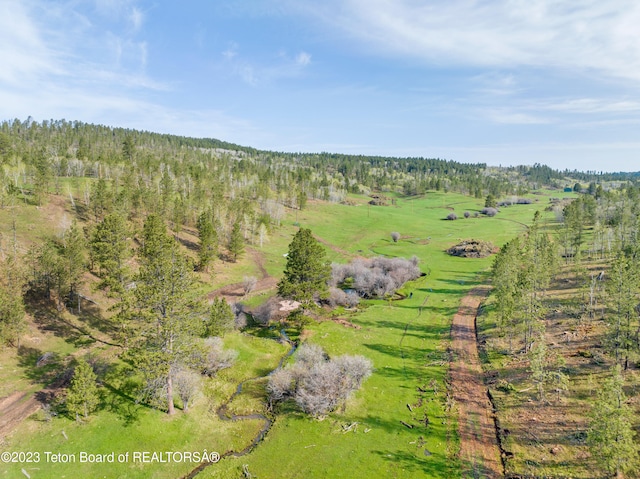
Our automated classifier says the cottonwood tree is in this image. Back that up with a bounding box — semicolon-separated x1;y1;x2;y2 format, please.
588;365;638;478
66;358;99;421
129;214;206;414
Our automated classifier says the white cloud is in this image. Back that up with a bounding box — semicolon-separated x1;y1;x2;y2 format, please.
485;109;551;125
129;6;144;31
222;42;239;60
284;0;640;81
295;51;311;66
0;1;63;85
221;47;312;86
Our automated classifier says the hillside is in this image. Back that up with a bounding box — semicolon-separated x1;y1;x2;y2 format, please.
1;119;640;479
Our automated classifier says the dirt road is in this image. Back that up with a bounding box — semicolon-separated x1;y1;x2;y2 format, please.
450;287;502;478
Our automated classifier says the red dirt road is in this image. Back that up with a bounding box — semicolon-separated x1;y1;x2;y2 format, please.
450;287;503;478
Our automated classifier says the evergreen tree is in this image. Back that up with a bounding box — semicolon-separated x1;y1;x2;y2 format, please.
588;365;638;477
90;178;110;220
205;298;235;336
61;220;86;312
130;215;205;414
66;359;99;421
122;135;135;161
605;252;639;369
196;210;218;272
0;256;26;347
89;213;131;295
228;220;244;262
278;228;331;303
484;194;497;208
32;148;51;206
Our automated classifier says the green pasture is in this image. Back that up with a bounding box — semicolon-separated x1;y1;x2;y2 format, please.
2;190;544;479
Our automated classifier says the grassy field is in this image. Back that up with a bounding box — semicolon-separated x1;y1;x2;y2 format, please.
1;189;547;479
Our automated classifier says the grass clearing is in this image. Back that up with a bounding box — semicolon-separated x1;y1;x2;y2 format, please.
2;190;546;478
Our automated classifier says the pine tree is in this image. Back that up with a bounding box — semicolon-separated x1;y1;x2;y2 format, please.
588;365;638;477
278;228;331;303
130;215;205;414
66;359;99;421
32;148;52;206
89;213;131;295
206;298;235;336
484;194;497;208
196;210;218;272
228;220;244;262
0;255;26;347
61;220;86;312
605;252;639;370
122;135;135;162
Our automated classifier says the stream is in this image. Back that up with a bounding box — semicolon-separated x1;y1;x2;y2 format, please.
182;330;297;479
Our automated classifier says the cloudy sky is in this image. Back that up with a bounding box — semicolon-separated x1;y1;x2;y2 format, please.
2;0;640;171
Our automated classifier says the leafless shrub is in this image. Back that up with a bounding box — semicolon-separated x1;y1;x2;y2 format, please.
202;337;238;377
267;344;373;417
231;303;247;329
332;355;373;390
446;212;457;220
252;298;279;325
295;362;342;417
328;287;360;307
267;368;295;403
295;343;327;367
242;276;257;296
330;256;421;299
171;366;201;413
390;232;400;243
481;207;498;217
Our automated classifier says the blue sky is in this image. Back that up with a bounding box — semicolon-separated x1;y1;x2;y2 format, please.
2;0;640;172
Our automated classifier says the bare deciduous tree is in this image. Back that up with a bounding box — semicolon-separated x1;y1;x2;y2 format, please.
171;366;201;413
201;337;238;377
243;276;257;296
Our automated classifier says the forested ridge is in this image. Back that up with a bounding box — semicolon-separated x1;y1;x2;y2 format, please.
3;117;640;479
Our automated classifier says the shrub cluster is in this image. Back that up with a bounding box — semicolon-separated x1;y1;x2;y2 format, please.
327;287;361;308
329;256;421;300
497;198;533;207
446;212;458;220
201;337;238;377
481;207;499;217
267;343;372;417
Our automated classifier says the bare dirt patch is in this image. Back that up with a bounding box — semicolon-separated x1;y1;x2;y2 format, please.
450;287;503;478
206;248;277;302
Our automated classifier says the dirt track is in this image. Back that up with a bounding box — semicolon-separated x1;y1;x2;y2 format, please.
207;248;277;302
450;287;503;478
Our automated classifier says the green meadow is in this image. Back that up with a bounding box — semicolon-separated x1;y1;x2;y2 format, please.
1;190;546;479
